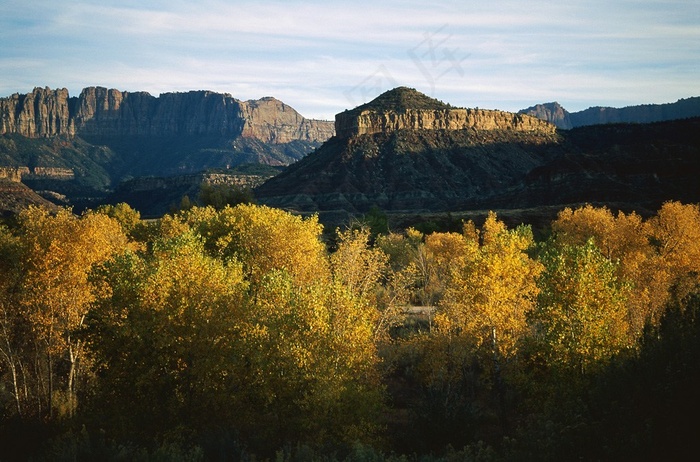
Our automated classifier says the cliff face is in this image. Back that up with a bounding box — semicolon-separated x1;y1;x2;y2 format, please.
0;87;74;137
239;97;336;143
518;102;573;129
0;86;334;143
335;107;556;138
256;87;561;214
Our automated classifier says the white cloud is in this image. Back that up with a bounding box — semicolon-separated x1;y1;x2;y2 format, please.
0;0;698;119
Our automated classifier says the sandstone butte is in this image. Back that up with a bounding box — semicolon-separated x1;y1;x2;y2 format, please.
334;87;556;138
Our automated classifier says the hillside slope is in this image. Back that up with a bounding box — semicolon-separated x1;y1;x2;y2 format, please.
257;88;700;217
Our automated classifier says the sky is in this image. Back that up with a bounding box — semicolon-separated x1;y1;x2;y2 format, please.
1;0;698;120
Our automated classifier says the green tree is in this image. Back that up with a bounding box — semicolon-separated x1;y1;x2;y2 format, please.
531;239;632;373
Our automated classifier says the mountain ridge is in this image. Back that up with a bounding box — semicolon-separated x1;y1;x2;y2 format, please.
0;86;334;142
520;97;700;129
335;87;555;138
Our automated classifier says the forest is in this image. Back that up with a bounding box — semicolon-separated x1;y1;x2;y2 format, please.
0;201;698;461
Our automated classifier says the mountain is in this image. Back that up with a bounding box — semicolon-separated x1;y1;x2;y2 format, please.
518;102;573;129
255;87;558;213
0;86;334;209
255;87;700;222
0;86;334;141
520;97;700;129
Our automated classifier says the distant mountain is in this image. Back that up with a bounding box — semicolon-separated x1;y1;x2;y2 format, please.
0;86;334;209
520;97;700;129
255;87;700;222
518;102;573;129
0;86;334;141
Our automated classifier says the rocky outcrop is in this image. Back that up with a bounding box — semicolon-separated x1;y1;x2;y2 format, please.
0;167;30;182
0;166;73;182
0;178;60;215
0;86;334;143
256;87;561;214
335;107;556;138
519;102;573;129
239;97;336;143
256;88;700;219
0;87;74;137
335;87;555;138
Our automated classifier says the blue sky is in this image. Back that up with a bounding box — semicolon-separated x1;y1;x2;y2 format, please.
1;0;698;120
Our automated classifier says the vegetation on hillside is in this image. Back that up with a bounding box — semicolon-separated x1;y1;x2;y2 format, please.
0;202;698;460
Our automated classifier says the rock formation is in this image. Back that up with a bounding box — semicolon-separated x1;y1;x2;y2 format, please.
518;102;573;129
239;97;335;143
0;86;334;143
256;87;700;220
0;178;59;215
336;87;555;138
0;87;74;137
256;87;560;214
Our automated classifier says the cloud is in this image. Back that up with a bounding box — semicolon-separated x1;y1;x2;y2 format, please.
0;0;698;119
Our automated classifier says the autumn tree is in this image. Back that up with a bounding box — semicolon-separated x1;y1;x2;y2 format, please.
647;201;700;301
0;224;25;416
531;239;632;373
179;204;329;286
331;227;409;340
436;213;543;361
552;202;700;337
86;227;248;439
85;206;384;452
0;207;130;419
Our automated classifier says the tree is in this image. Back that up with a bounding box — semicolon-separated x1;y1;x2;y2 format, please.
531;239;632;373
1;207;130;419
436;213;543;361
331;227;407;340
0;224;25;416
179;204;329;286
551;202;700;337
86;227;248;440
647;201;700;301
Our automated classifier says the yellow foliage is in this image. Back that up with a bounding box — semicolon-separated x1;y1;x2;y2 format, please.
436;212;542;359
180;204;329;286
552;202;700;336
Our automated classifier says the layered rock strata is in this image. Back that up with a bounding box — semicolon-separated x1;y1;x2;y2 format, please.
335;107;556;138
0;166;74;182
0;87;334;142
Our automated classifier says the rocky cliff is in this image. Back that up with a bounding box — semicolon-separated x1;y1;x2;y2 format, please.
518;102;573;129
0;87;74;137
239;97;335;143
336;87;555;138
0;86;334;143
